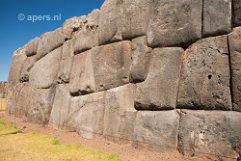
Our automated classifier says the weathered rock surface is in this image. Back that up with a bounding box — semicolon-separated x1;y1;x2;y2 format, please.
29;47;62;89
98;0;152;45
8;48;27;84
130;36;152;83
19;56;36;83
228;27;241;112
57;40;74;84
69;92;106;139
25;37;40;57
73;9;100;54
36;28;66;61
50;91;107;139
135;48;183;110
27;47;62;124
133;110;179;150
62;16;86;39
7;83;29;117
70;49;96;96
178;110;241;159
177;36;232;110
92;41;132;91
49;84;72;130
62;16;85;31
147;0;202;47
203;0;231;36
233;0;241;26
104;84;136;142
27;87;56;124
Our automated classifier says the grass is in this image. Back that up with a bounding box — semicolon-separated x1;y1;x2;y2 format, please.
0;120;123;161
0;98;6;111
0;119;21;135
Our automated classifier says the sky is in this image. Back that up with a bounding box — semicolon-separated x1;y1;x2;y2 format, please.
0;0;104;81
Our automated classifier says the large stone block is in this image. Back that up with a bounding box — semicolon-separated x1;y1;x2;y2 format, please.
133;110;180;151
147;0;202;48
203;0;231;36
69;49;96;96
36;28;66;61
57;40;74;84
19;56;36;83
177;36;232;110
25;37;40;57
233;0;241;26
29;47;62;89
178;110;241;160
92;41;132;91
51;91;107;138
27;86;56;124
7;83;29;117
73;9;100;54
228;27;241;112
104;84;136;142
49;84;71;130
27;47;62;124
130;36;152;83
135;47;183;110
98;0;152;45
62;15;88;39
8;48;27;84
69;92;106;139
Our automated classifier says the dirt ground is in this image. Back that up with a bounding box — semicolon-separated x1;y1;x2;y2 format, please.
0;112;219;161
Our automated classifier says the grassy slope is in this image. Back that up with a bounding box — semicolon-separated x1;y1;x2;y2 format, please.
0;120;123;161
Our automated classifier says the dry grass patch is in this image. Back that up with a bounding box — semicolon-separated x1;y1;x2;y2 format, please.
0;120;123;161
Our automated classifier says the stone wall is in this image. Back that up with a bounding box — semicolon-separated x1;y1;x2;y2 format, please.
7;0;241;160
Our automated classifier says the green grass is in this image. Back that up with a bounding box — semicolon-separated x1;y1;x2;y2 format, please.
0;119;21;135
0;120;123;161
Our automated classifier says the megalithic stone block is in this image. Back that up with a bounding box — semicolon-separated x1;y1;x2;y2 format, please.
147;0;202;48
135;47;183;110
104;84;136;142
57;40;74;84
19;56;36;83
8;48;27;84
27;87;56;124
69;49;96;96
233;0;241;26
62;15;87;39
98;0;152;45
73;9;100;54
228;27;241;112
36;28;67;61
203;0;231;37
130;36;152;83
178;110;241;160
69;92;106;139
27;47;62;124
133;110;180;150
25;37;40;57
177;35;232;110
92;41;132;91
29;47;62;89
7;83;29;117
49;84;72;130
